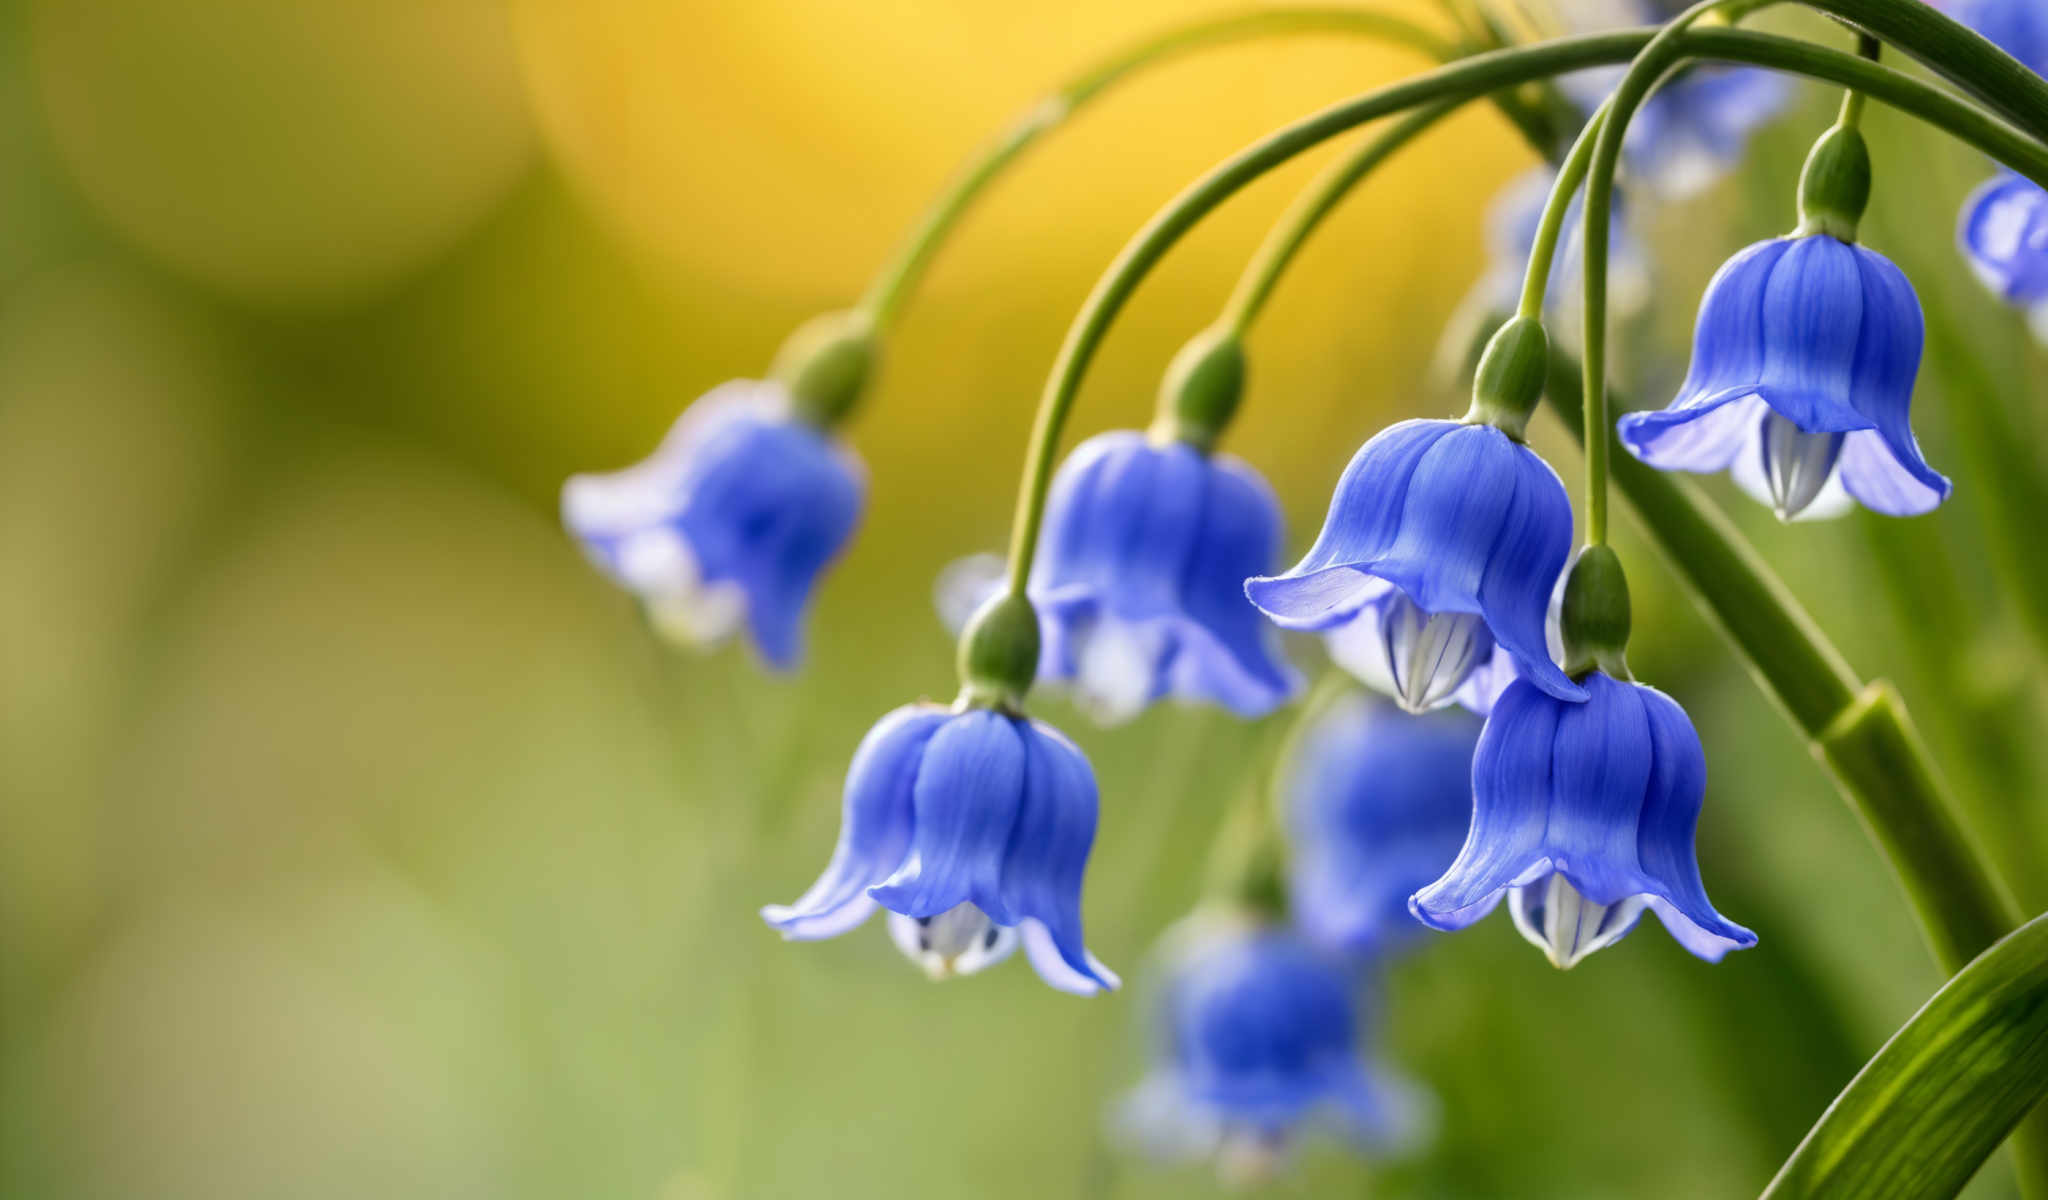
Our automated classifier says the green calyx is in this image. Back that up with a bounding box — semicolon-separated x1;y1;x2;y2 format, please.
1795;123;1873;242
955;592;1041;711
1560;543;1632;679
772;309;879;428
1464;315;1550;440
1149;326;1246;452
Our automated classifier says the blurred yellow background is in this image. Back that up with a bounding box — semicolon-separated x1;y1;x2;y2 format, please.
3;0;2044;1197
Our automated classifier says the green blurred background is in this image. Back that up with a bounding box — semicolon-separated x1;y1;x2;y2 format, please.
2;1;2044;1196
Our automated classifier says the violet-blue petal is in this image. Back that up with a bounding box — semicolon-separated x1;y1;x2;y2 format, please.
1750;236;1882;433
1960;173;2048;304
1285;694;1480;959
1243;420;1457;630
868;711;1027;924
1004;720;1119;994
760;703;947;938
1475;447;1582;701
1634;683;1757;959
1838;246;1951;515
1408;680;1556;930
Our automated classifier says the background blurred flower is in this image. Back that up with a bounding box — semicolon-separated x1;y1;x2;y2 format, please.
562;381;865;669
1112;914;1430;1182
1283;690;1479;960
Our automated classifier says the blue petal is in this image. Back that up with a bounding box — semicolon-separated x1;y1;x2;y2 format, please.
1002;720;1119;993
761;703;947;938
1245;419;1459;630
1475;446;1583;702
1032;432;1203;617
1959;173;2048;304
868;711;1027;924
1166;455;1302;714
1619;392;1765;473
1544;673;1656;905
1409;679;1557;929
1837;246;1950;515
1165;929;1362;1127
1286;693;1478;958
1668;239;1790;412
1366;425;1521;616
1750;237;1883;434
1634;683;1756;959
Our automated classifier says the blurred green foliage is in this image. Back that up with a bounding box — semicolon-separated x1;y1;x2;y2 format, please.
1;1;2045;1197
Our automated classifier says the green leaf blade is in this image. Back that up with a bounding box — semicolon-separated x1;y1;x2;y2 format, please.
1766;913;2048;1199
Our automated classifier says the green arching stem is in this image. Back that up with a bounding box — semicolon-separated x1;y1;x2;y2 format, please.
854;6;1460;330
1515;99;1608;320
1219;103;1462;337
996;24;2048;597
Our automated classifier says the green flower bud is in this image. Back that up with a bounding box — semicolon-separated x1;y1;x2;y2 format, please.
1464;315;1549;440
1560;543;1632;680
772;309;878;428
1149;326;1246;453
956;591;1041;711
1796;124;1872;243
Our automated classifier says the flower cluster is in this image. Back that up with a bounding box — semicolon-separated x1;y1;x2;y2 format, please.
546;0;2027;1182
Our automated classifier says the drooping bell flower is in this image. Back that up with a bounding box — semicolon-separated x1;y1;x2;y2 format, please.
1113;915;1428;1181
1282;690;1480;959
1555;0;1788;198
1247;319;1584;709
932;330;1301;726
563;313;877;669
1029;429;1301;724
1617;126;1951;520
1410;546;1755;968
1409;672;1756;967
762;595;1118;994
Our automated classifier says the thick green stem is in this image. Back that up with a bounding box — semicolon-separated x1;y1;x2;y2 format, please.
855;6;1457;330
996;25;2048;595
1220;103;1461;337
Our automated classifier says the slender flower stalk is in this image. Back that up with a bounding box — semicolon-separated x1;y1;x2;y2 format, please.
855;6;1461;333
1218;103;1462;338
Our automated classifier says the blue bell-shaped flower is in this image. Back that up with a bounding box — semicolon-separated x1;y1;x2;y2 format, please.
1961;172;2048;306
761;701;1119;994
1283;691;1479;959
1029;430;1301;724
562;380;864;668
1246;418;1583;706
1617;233;1951;519
1409;672;1755;968
1113;915;1427;1180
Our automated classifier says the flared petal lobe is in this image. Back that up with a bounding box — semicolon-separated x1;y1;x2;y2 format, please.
1285;694;1480;958
562;381;865;668
1030;432;1299;722
1409;673;1754;964
1247;420;1581;703
760;703;947;938
868;712;1027;925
